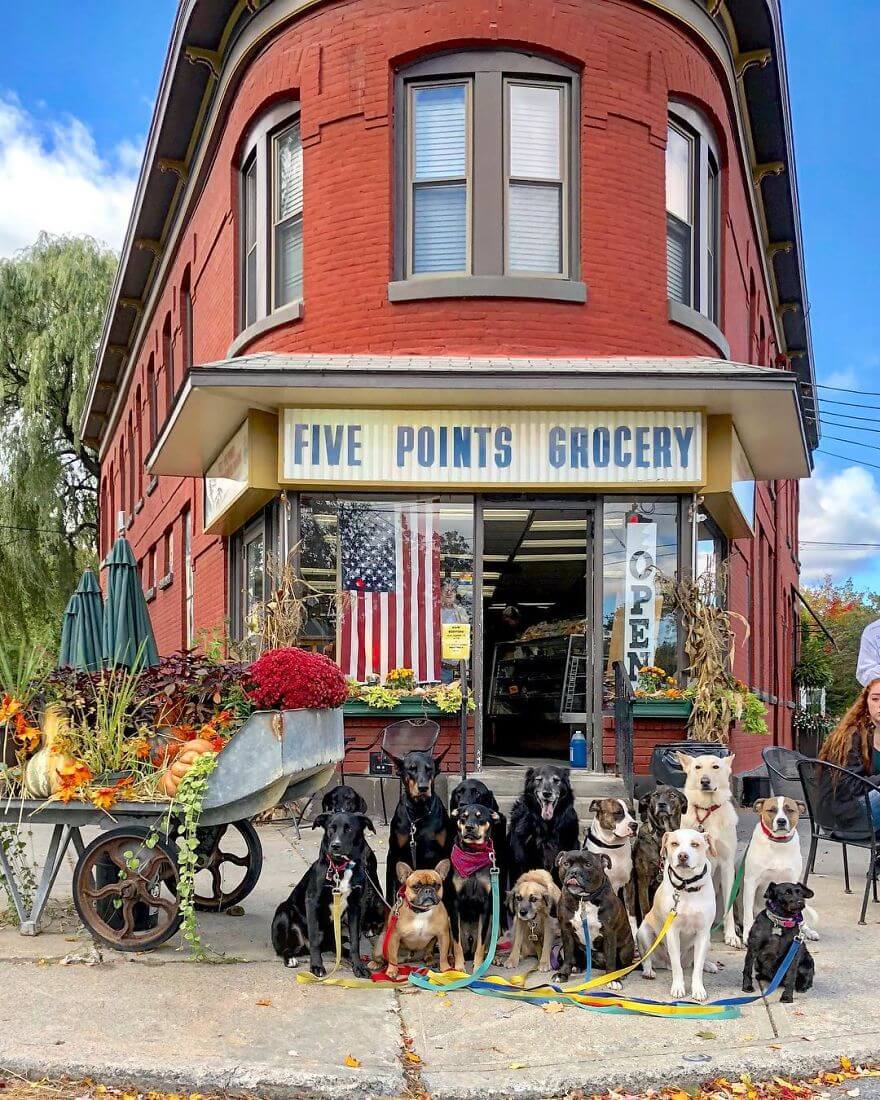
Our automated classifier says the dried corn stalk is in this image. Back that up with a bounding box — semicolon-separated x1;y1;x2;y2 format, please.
657;563;749;743
257;548;352;654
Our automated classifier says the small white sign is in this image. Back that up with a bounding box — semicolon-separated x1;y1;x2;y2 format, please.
623;520;659;687
204;420;249;529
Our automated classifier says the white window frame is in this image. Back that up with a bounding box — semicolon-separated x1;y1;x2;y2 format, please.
271;121;304;310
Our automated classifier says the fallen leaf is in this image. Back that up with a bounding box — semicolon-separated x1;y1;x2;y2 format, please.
696;1031;716;1040
769;1044;782;1051
403;1052;422;1065
509;1062;527;1070
255;998;272;1007
344;1055;361;1069
842;1058;854;1071
846;1091;860;1097
542;1002;565;1014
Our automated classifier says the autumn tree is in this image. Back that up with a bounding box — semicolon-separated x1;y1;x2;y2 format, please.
803;577;880;717
0;234;116;649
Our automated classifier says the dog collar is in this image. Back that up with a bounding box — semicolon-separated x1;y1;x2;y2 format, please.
760;818;797;843
667;863;709;892
766;902;803;931
325;854;355;882
586;827;627;851
693;804;720;830
451;839;494;878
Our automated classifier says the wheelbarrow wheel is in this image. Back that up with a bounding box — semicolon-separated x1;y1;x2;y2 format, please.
73;826;182;952
193;820;263;912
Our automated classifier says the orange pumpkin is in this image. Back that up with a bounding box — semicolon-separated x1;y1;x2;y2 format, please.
160;738;216;798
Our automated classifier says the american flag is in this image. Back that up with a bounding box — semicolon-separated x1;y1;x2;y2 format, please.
338;502;441;682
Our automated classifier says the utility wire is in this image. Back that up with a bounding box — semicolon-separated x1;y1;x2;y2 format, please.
817;449;880;471
818;382;880;397
821;433;880;452
816;396;880;412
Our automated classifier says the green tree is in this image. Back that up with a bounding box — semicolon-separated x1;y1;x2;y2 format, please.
0;234;116;650
803;577;880;718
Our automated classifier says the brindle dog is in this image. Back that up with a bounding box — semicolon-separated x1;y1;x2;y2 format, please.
632;785;687;923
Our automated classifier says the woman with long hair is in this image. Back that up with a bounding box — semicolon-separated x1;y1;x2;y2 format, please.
819;678;880;828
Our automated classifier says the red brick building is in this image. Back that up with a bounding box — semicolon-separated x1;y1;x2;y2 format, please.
82;0;816;777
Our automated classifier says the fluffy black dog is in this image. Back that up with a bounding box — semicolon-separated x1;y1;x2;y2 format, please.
271;811;376;977
386;750;451;902
742;881;815;1003
632;785;687;922
449;778;509;890
320;785;385;936
508;765;579;883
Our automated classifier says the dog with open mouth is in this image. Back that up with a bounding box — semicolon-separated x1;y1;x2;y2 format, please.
508;765;579;883
554;849;634;989
373;860;452;979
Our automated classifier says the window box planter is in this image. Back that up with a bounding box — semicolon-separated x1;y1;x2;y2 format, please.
632;699;692;719
343;699;445;719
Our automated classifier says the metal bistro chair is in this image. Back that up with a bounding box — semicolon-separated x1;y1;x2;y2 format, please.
762;745;808;802
378;718;441;826
797;757;880;925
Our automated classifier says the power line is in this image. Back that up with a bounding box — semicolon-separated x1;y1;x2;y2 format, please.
809;409;880;427
817;395;880;412
818;382;880;397
817;449;880;471
821;433;880;452
801;540;880;548
818;416;880;436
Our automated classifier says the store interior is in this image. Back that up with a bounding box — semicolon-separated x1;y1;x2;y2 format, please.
482;506;591;761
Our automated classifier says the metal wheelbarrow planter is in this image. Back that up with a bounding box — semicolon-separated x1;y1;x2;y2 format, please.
0;706;343;951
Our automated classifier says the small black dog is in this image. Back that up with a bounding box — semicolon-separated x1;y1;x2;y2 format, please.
446;803;499;971
320;784;385;937
271;811;376;977
632;785;687;922
742;881;815;1003
450;778;509;890
386;750;451;902
555;849;635;985
508;765;579;882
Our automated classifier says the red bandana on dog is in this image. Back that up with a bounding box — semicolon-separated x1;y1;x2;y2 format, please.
451;840;494;878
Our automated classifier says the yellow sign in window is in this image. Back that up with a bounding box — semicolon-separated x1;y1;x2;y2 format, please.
441;623;471;662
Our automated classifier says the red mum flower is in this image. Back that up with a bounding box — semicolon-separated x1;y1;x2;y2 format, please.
246;648;347;711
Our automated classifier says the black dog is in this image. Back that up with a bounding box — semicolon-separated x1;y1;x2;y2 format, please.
742;881;815;1003
555;850;635;985
632;785;687;922
508;765;579;883
321;785;385;936
271;811;375;977
446;803;499;971
386;750;451;902
450;778;509;891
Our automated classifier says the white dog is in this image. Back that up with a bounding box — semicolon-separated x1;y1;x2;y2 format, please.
678;752;740;948
637;828;717;1002
741;796;819;944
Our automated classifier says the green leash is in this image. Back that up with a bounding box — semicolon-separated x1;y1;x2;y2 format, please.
712;846;747;933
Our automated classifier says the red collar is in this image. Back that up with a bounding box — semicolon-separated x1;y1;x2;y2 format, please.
760;818;796;843
325;854;354;882
693;804;720;827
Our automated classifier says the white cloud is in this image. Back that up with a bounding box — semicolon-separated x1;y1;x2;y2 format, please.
800;462;880;582
821;368;859;390
0;94;140;257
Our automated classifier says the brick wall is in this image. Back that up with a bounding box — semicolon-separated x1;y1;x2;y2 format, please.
341;715;476;776
97;0;800;763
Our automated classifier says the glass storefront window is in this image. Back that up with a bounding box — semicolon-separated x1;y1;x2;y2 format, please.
696;509;727;604
602;499;679;703
299;496;474;683
242;526;265;653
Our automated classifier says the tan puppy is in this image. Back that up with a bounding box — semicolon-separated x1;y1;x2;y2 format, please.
505;869;561;971
375;860;452;980
678;752;741;948
638;828;717;1002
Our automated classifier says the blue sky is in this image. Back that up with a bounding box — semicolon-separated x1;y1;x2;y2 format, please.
0;1;877;588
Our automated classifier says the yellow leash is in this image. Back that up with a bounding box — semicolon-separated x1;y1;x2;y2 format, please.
296;891;349;986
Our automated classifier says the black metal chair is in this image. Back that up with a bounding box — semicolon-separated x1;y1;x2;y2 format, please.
378;718;441;826
762;745;808;802
797;757;880;925
650;741;732;789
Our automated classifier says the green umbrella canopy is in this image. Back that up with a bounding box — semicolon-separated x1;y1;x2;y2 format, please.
102;538;159;670
58;592;77;668
61;569;105;672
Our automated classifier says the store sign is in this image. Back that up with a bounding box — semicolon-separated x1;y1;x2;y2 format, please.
205;420;249;529
623;520;658;686
441;623;471;662
281;409;703;487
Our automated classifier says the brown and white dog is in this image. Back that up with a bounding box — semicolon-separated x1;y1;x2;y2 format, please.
679;752;741;948
505;869;560;972
583;798;638;905
374;860;452;978
742;797;818;945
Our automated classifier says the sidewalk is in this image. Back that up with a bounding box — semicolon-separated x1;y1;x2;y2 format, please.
0;818;877;1099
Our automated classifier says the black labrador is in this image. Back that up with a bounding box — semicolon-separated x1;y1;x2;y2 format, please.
449;778;509;891
742;881;815;1003
632;785;687;922
386;750;451;902
271;811;376;977
508;765;579;883
321;784;385;936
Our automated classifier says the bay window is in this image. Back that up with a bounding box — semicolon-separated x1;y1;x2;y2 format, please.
392;51;584;302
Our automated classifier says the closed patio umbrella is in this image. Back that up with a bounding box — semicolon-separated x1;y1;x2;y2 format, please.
59;569;105;671
101;537;159;670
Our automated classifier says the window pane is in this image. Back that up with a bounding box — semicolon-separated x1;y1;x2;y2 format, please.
508;182;561;273
666;125;691;223
413;183;467;273
602;501;679;704
707;160;719;322
244;161;257;249
244;535;265;641
275;215;303;305
276;125;303;221
245;246;257;326
413;84;467;180
510;84;561;180
666;214;691;305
